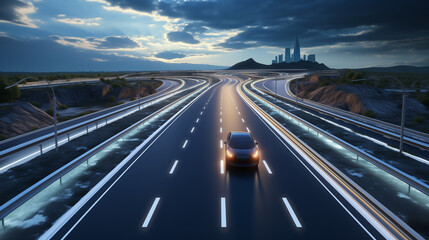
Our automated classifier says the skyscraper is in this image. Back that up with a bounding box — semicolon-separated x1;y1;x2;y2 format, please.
278;54;283;63
285;48;291;62
275;56;278;63
307;54;316;62
293;37;300;62
303;55;306;61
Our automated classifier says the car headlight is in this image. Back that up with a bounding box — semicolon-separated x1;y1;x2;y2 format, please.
252;149;259;158
227;149;234;157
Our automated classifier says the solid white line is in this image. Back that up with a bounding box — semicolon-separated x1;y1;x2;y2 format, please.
196;118;200;123
282;197;302;228
169;160;179;174
262;160;272;174
220;140;223;148
241;118;245;123
246;127;250;132
44;80;217;240
239;86;377;239
190;127;195;133
182;140;188;148
221;197;227;228
142;197;161;228
220;160;224;174
220;127;223;133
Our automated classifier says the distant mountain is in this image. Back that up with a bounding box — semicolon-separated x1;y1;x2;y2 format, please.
357;65;429;73
228;58;329;70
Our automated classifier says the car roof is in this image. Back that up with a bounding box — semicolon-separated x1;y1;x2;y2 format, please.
230;131;252;137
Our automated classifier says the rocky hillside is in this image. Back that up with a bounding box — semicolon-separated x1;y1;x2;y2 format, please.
0;83;157;140
0;102;53;139
293;74;429;125
19;84;156;108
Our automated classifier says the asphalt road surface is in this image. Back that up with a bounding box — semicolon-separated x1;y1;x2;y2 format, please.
51;77;384;239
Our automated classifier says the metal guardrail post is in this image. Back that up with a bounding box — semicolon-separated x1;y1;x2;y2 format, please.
39;144;43;155
67;133;70;142
86;126;89;134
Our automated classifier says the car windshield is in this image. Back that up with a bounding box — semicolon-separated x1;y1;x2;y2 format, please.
229;134;255;149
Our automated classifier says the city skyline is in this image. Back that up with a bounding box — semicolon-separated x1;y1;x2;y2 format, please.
0;0;428;71
272;37;316;64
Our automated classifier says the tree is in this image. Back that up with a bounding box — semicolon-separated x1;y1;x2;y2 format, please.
0;77;21;103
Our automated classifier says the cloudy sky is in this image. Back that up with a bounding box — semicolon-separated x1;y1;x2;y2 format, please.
1;0;428;71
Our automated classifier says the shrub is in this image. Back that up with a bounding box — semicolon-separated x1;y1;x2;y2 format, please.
108;96;116;102
417;92;429;107
363;109;376;118
413;116;425;124
59;104;68;110
0;134;8;141
112;83;121;88
30;101;41;108
0;77;21;103
45;108;54;116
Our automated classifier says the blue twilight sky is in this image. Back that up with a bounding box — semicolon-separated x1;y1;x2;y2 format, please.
0;0;428;71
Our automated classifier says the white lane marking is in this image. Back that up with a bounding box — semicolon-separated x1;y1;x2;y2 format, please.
221;197;227;228
220;140;223;148
203;107;206;109
241;118;245;123
220;106;222;110
196;118;200;123
46;81;220;240
220;118;222;123
200;111;203;115
191;127;195;133
220;127;223;133
169;160;179;174
282;197;302;228
220;160;225;174
220;112;222;115
238;112;241;115
235;106;238;109
241;93;377;239
182;140;188;148
262;160;272;174
246;127;250;132
142;197;161;228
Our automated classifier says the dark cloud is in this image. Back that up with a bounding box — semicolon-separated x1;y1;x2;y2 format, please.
104;0;155;12
99;36;139;48
183;22;207;34
0;0;35;27
167;31;199;44
155;51;186;59
102;0;429;51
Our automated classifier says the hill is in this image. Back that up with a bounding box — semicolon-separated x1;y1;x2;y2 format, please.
357;65;429;73
228;58;329;70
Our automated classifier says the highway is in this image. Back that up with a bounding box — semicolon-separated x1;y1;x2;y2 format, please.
256;75;429;149
47;77;386;239
0;79;187;172
253;76;429;163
